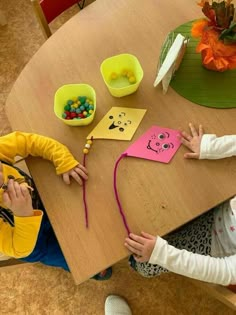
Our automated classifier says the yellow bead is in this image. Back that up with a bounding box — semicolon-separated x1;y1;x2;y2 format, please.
87;140;93;145
83;148;89;154
110;72;118;80
127;71;134;78
89;109;93;114
129;76;136;84
83;111;88;116
121;69;128;76
73;103;79;108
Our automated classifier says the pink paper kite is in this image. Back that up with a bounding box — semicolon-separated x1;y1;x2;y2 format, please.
124;126;181;163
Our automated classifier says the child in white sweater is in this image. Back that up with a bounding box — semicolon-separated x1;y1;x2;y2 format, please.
125;123;236;285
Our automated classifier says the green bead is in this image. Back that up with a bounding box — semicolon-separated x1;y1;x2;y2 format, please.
64;104;71;111
78;96;86;104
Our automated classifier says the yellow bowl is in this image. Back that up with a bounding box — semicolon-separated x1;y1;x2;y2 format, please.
100;53;144;97
54;84;96;126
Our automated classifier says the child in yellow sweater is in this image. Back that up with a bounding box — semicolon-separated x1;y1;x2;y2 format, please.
0;131;111;280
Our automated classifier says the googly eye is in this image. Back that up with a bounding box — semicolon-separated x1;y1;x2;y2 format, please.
119;128;124;132
158;133;165;140
118;121;121;124
162;143;170;150
109;115;113;119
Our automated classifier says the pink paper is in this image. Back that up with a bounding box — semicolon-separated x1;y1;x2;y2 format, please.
124;126;181;163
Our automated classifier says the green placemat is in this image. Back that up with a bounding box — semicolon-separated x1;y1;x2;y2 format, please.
166;21;236;108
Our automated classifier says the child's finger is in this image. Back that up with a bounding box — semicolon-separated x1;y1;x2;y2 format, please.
77;164;88;174
20;184;30;197
198;124;204;136
70;171;83;185
62;173;70;185
125;238;143;251
129;233;147;245
180;137;192;149
181;130;192;141
13;181;21;198
141;231;156;240
189;123;198;137
2;191;11;208
184;152;199;159
74;168;88;180
7;179;16;199
124;242;142;256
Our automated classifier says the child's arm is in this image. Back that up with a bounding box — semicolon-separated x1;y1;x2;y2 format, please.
125;232;236;285
0;179;43;258
180;123;236;160
0;131;88;185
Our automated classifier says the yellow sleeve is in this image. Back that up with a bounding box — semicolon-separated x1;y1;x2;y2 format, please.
0;131;79;175
0;210;43;258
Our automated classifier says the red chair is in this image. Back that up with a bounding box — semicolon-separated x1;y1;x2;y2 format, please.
31;0;86;38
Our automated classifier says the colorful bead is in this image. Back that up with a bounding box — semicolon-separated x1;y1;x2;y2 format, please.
110;72;118;80
85;143;90;149
67;100;73;105
87;139;93;145
78;96;86;104
83;148;89;154
129;76;136;84
62;96;94;121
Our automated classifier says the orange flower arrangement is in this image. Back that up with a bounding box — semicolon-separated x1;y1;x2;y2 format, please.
192;0;236;71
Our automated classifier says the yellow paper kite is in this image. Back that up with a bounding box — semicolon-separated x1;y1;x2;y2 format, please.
87;107;146;140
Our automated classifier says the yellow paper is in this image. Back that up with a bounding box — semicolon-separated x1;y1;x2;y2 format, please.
87;107;146;140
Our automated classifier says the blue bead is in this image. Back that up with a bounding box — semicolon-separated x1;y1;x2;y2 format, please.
76;108;81;114
89;105;94;110
67;100;73;106
80;105;85;111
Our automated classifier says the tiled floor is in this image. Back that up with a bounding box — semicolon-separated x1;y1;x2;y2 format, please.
0;1;235;314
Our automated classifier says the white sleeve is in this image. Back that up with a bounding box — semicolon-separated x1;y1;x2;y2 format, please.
149;237;236;285
200;134;236;159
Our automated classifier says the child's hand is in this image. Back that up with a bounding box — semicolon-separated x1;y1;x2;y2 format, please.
62;164;88;185
3;179;34;217
180;123;204;159
125;232;157;262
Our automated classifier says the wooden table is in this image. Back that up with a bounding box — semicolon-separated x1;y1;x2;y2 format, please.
5;0;236;284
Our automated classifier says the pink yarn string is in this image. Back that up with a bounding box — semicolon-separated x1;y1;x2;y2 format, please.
82;152;89;228
82;136;93;228
113;153;131;235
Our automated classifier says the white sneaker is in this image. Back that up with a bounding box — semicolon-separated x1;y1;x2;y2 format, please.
105;295;132;315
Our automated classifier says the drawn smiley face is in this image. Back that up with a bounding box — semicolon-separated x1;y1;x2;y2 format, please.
147;132;174;154
108;112;132;132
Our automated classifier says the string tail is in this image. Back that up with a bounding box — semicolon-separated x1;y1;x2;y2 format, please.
82;153;89;228
82;136;93;229
113;153;131;235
